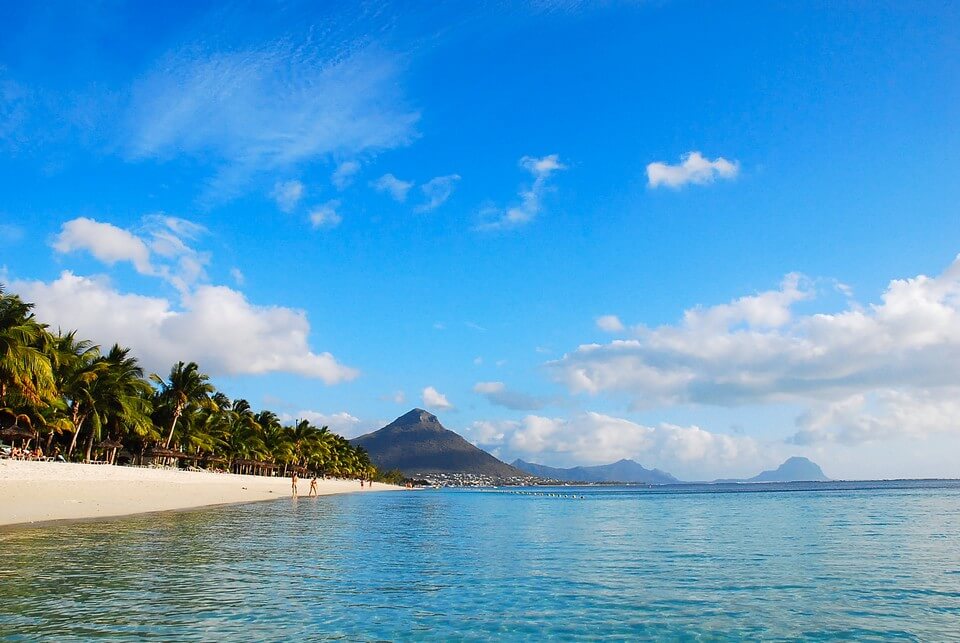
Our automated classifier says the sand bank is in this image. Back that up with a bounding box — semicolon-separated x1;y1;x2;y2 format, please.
0;460;403;527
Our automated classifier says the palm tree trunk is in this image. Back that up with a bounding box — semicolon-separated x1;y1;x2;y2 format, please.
67;406;86;456
164;410;181;449
83;431;96;463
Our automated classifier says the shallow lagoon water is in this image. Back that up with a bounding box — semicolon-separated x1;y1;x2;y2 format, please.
2;480;960;640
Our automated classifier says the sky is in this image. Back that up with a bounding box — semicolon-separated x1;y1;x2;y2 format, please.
2;1;960;480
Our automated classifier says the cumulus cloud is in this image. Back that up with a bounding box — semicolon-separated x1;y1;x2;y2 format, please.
12;271;358;384
473;381;546;411
272;180;304;212
52;216;210;292
372;173;414;202
476;154;566;230
646;151;739;189
53;217;153;274
123;43;418;200
415;174;460;212
596;315;624;333
792;389;960;446
464;412;759;473
331;161;361;190
288;411;363;437
422;386;453;410
552;256;960;444
309;201;342;229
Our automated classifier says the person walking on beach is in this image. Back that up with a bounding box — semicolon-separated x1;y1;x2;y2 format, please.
309;475;318;497
291;472;299;496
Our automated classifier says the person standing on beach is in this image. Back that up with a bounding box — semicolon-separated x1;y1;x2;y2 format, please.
309;476;318;497
291;472;299;496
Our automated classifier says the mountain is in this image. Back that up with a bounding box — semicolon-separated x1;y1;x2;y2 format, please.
351;409;526;477
717;457;830;483
746;457;829;482
511;458;679;484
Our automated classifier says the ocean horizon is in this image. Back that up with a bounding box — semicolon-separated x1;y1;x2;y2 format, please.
3;480;959;640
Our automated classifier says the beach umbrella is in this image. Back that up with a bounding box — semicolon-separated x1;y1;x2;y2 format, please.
97;438;123;464
1;425;38;440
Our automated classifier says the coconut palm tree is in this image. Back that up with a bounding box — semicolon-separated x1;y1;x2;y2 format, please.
50;331;106;456
83;345;154;462
0;286;56;408
151;361;216;449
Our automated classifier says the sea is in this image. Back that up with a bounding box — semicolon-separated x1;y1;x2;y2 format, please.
2;480;960;641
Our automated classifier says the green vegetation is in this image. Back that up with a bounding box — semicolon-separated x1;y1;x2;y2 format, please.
0;285;381;480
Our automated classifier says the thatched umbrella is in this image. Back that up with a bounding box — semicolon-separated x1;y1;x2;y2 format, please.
1;425;38;449
144;446;189;466
97;438;123;464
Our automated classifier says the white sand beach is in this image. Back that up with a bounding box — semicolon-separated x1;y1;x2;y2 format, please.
0;461;403;527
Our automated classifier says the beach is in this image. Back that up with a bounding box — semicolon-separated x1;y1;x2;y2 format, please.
0;461;403;528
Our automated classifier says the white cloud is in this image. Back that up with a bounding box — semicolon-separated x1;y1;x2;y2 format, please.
646;151;739;189
372;173;414;202
552;256;960;445
309;201;342;229
123;43;418;200
230;267;245;286
476;154;566;230
422;386;453;410
272;180;304;212
793;389;960;446
12;271;358;384
53;217;153;274
464;412;760;476
473;381;545;411
52;216;210;292
596;314;624;333
290;411;362;438
416;174;460;212
331;160;361;190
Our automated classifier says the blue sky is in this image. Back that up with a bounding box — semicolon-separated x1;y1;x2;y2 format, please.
3;1;960;479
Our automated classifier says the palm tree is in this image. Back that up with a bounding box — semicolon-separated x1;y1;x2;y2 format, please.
151;361;216;449
0;286;56;407
83;345;154;462
50;331;106;456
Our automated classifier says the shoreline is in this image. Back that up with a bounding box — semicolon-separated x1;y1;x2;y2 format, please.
0;460;404;529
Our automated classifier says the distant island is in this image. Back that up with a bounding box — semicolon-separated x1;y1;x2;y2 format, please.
715;456;830;483
511;458;679;484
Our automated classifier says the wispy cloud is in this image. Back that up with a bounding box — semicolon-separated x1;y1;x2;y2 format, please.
646;151;739;189
309;201;342;229
373;173;414;202
123;43;418;201
272;180;305;212
416;174;460;212
473;381;546;411
476;154;566;230
331;161;361;190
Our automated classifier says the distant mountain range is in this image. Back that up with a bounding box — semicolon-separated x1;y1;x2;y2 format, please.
511;458;679;484
352;410;828;484
716;456;830;483
351;409;525;478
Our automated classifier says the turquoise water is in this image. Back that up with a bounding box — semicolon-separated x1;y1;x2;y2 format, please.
2;481;960;640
